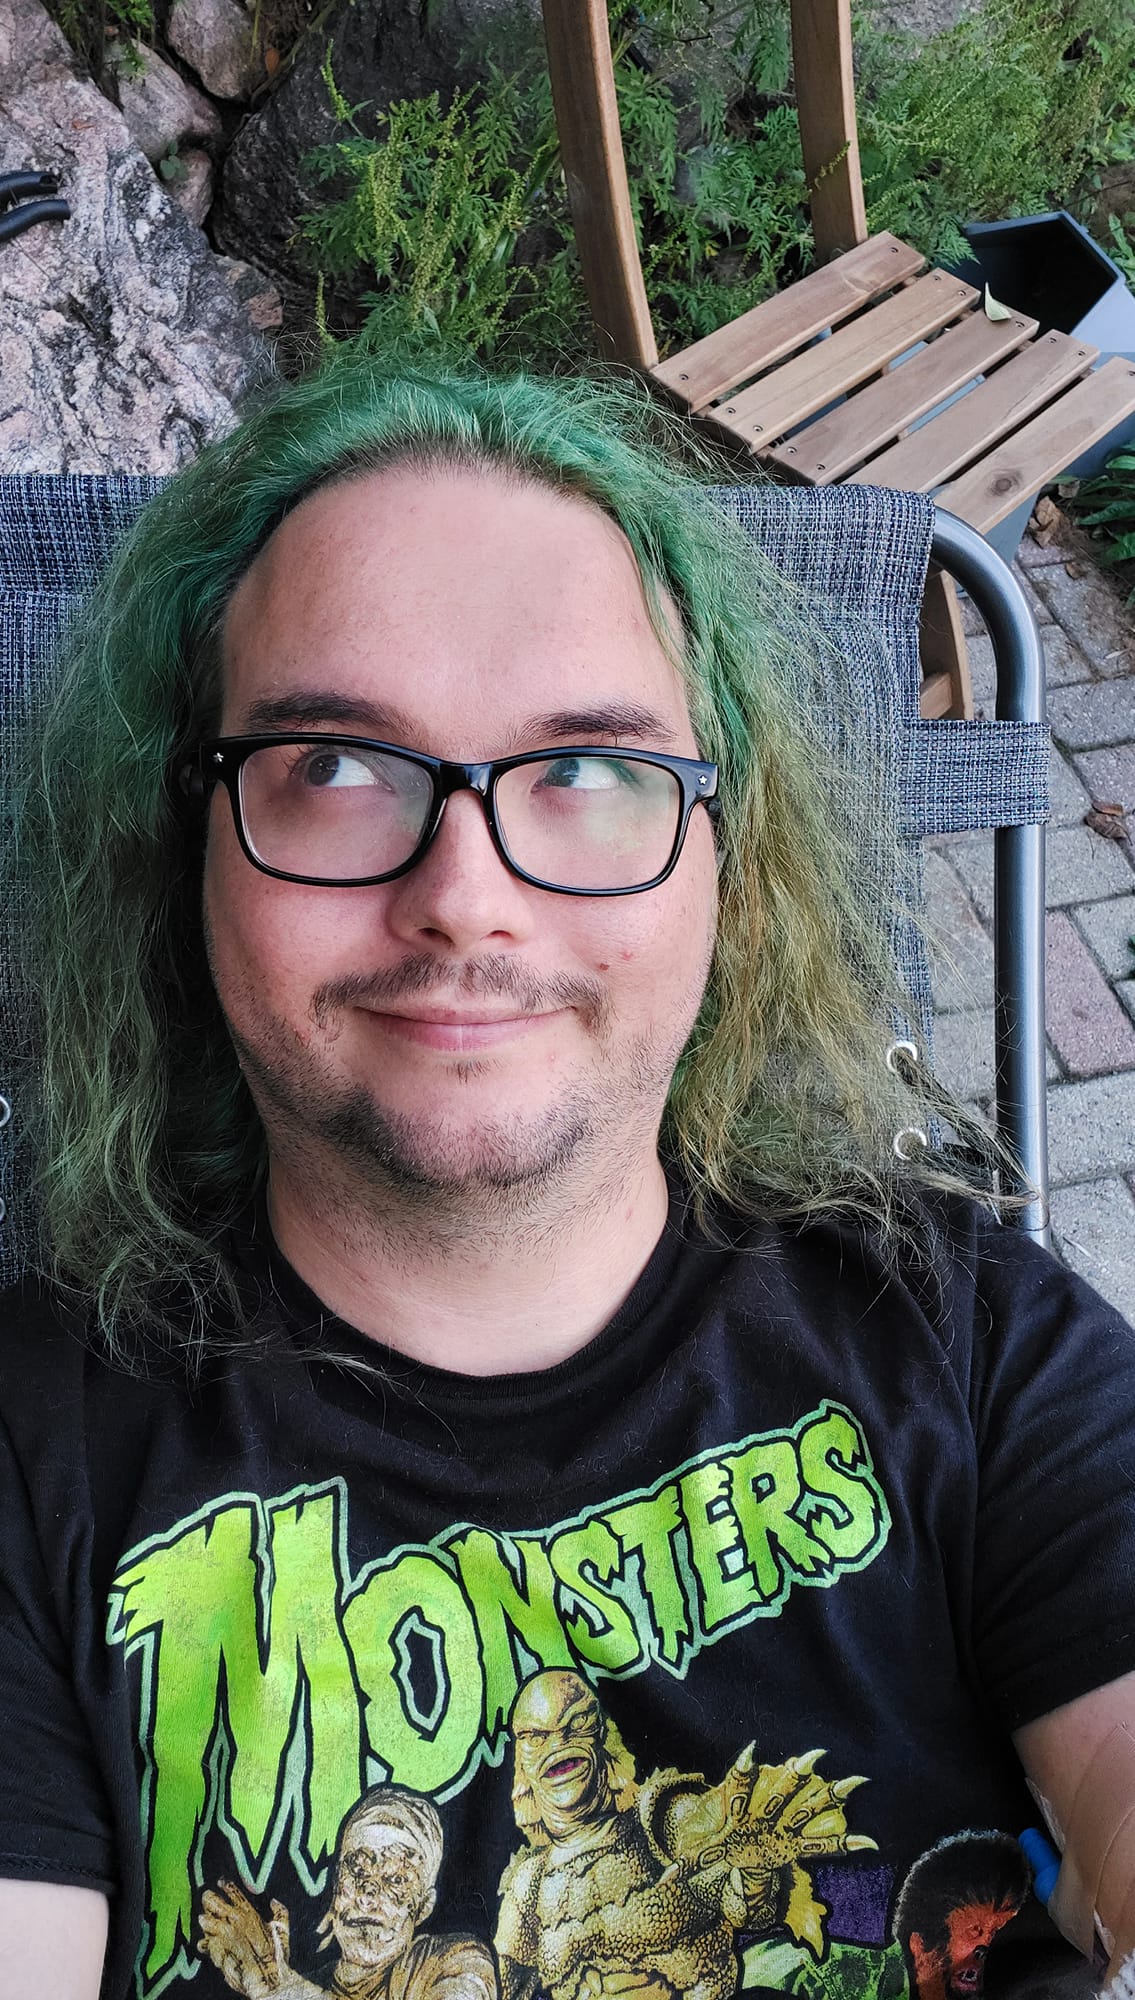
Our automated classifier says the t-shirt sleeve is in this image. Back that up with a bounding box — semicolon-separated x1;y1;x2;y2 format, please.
961;1213;1135;1730
0;1399;116;1892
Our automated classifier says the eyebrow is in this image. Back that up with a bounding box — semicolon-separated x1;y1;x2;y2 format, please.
238;690;678;749
241;691;419;737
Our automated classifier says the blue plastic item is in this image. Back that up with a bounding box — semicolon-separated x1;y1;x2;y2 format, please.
1020;1824;1062;1905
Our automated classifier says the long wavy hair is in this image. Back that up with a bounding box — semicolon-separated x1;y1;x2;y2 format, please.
15;351;992;1364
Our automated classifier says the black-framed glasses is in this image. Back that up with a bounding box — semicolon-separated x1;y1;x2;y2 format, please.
182;735;721;896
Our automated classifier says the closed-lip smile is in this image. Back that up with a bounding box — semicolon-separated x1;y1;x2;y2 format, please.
361;1003;563;1050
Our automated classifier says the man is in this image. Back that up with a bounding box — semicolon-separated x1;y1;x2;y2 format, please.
2;356;1134;2000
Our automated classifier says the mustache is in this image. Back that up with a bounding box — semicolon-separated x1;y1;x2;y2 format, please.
311;955;609;1029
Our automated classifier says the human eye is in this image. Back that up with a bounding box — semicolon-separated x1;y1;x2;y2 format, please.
535;754;637;792
287;742;391;791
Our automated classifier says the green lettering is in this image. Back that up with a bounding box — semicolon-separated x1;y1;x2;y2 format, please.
679;1458;758;1630
227;1492;361;1870
797;1408;884;1562
728;1439;832;1601
113;1490;359;1982
607;1486;692;1670
548;1519;643;1673
448;1530;574;1735
344;1551;483;1791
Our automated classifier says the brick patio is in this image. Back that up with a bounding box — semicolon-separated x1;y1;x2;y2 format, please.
927;523;1135;1325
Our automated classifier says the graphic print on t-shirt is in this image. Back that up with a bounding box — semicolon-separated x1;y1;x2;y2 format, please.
103;1398;1036;1998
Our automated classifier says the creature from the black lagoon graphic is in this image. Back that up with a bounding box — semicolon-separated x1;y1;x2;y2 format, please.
198;1785;497;2000
495;1669;875;2000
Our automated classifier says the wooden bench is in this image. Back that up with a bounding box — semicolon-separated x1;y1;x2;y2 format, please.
541;0;1135;718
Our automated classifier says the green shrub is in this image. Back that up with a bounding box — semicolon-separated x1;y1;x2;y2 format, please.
297;0;1135;367
855;0;1135;265
1070;447;1135;603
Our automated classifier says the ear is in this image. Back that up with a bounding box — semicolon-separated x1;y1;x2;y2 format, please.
178;761;206;801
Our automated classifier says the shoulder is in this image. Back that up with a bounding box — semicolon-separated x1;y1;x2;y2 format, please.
394;1931;497;2000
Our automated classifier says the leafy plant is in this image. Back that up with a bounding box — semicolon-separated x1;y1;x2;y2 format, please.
1070;447;1135;603
299;3;813;363
1107;215;1135;290
44;0;154;87
854;0;1135;263
301;54;560;353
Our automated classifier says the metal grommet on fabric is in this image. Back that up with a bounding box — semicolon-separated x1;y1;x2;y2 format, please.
893;1127;928;1161
0;1095;10;1130
0;1196;6;1223
885;1040;920;1077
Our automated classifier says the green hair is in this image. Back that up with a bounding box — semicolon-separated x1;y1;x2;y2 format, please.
15;350;992;1365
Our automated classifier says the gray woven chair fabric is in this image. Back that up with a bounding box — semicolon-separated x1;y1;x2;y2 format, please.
0;475;1050;1292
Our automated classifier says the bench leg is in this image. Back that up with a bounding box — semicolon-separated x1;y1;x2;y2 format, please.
919;567;974;719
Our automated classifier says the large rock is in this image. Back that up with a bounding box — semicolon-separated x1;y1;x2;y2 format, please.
213;0;541;315
0;0;274;472
167;145;215;227
113;41;222;164
167;0;263;101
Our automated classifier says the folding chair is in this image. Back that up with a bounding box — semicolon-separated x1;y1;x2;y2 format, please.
540;0;1135;723
0;475;1050;1303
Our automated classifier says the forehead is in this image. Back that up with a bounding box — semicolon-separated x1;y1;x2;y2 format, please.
342;1822;418;1863
220;465;693;756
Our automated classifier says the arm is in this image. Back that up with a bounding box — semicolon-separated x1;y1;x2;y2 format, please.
0;1878;108;1999
1014;1668;1135;1983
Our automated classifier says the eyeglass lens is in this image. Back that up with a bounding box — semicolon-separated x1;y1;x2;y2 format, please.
237;742;684;890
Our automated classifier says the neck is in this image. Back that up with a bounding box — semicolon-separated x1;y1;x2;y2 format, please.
266;1149;672;1375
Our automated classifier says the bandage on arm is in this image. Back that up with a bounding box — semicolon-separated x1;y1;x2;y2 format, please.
1014;1669;1135;1985
0;1877;108;1998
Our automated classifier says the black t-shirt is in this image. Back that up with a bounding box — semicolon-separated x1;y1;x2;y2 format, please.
0;1191;1133;2000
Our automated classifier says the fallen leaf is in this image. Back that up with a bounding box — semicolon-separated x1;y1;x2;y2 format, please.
984;284;1014;321
1085;801;1129;839
265;45;281;74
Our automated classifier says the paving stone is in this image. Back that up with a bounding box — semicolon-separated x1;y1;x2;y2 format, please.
1051;1177;1135;1324
1031;562;1135;676
944;823;1134;920
1072;895;1135;978
1044;910;1135;1076
1040;625;1095;687
1072;742;1135;811
960;592;985;638
929;1009;998;1100
1047;1071;1135;1182
1045;824;1134;904
967;628;1091;712
1119;978;1135;1024
922;846;995;1011
1049;681;1135;750
929;1008;1059;1097
1018;571;1056;627
965;632;997;707
1047;748;1093;825
1016;532;1075;570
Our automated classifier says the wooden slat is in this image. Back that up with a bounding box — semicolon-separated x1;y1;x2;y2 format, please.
919;571;973;719
847;330;1097;493
540;0;658;369
765;307;1037;483
650;233;924;411
707;269;977;448
938;354;1135;533
919;670;956;719
790;0;867;259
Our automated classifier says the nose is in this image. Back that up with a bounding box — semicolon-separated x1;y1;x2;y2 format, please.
384;787;538;952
